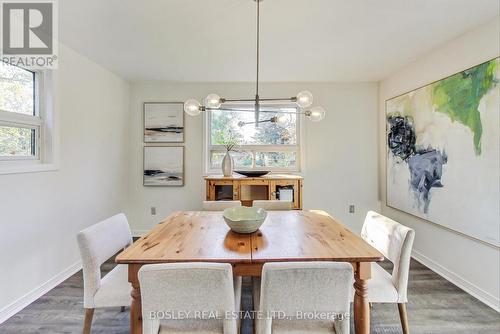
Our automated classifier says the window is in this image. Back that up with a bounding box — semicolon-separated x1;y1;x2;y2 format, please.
206;103;301;173
0;61;39;160
0;61;56;173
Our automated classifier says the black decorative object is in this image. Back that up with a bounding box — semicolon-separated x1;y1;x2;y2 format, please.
235;170;270;177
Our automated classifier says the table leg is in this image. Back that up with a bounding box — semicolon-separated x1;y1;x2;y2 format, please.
353;262;371;334
129;264;143;334
131;282;142;334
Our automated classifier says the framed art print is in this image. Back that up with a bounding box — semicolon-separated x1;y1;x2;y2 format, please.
144;102;184;143
386;57;499;246
143;146;184;187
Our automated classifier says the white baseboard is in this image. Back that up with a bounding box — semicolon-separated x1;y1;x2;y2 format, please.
132;230;149;237
0;260;82;324
412;249;499;312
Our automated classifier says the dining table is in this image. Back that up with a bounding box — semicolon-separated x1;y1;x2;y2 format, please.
116;210;384;334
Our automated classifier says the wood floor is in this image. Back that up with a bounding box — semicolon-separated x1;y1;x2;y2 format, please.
0;259;498;333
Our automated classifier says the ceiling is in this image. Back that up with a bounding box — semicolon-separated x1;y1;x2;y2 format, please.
59;0;499;82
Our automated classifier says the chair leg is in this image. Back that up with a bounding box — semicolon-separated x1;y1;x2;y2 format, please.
83;308;94;334
398;303;410;334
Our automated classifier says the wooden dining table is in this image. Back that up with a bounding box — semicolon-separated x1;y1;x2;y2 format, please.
116;210;384;334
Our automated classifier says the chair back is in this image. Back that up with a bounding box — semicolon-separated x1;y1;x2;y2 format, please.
139;262;238;334
252;200;292;211
361;211;415;301
77;213;132;307
258;262;352;334
203;200;241;211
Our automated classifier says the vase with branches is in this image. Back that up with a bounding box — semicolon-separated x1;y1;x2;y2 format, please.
221;131;239;177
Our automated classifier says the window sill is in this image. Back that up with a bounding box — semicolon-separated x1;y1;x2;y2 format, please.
0;162;59;175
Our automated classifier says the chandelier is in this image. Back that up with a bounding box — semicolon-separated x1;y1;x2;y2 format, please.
183;0;326;125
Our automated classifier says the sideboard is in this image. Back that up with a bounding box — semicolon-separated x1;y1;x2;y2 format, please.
204;174;303;210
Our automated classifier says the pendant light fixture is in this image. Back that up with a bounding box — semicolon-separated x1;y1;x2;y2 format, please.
183;0;326;124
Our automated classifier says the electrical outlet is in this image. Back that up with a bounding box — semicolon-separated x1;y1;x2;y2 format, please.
151;207;156;215
349;205;355;213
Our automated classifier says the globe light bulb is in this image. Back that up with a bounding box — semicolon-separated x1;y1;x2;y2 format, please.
184;99;202;116
205;93;222;109
308;106;325;122
275;113;291;126
296;90;313;108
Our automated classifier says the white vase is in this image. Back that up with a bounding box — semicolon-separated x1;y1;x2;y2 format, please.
222;151;234;177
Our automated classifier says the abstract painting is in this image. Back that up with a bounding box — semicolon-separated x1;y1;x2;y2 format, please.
144;102;184;142
386;58;499;246
144;146;184;186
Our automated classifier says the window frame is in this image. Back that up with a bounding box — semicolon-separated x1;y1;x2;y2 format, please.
204;103;303;174
0;64;58;174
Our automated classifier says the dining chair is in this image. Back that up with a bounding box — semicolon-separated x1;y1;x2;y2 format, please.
252;200;292;211
203;200;242;211
359;211;415;334
138;262;242;334
253;262;353;334
76;213;133;334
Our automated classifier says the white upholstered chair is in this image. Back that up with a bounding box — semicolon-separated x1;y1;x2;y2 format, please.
138;262;242;334
203;200;242;211
253;262;353;334
252;200;292;211
76;213;133;334
360;211;415;334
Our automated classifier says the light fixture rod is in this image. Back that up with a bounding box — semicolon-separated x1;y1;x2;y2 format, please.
222;97;296;103
238;117;276;127
256;0;260;97
206;107;306;115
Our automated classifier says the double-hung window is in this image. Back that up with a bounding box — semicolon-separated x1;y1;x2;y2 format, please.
206;103;302;173
0;61;55;173
0;61;39;160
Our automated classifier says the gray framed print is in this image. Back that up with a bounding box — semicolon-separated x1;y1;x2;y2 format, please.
143;146;184;187
143;102;184;143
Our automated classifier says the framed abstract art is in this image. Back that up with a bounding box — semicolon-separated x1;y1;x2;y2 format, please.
386;57;499;246
143;146;184;187
143;102;184;143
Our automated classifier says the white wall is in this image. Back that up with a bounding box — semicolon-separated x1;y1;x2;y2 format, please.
378;18;500;310
127;82;379;234
0;44;130;318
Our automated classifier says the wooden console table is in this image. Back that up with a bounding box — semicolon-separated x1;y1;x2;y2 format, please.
205;174;303;209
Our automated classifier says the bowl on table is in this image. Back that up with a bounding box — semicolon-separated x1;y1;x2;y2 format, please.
223;207;267;234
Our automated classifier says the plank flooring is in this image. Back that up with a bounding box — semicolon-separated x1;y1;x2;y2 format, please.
0;259;498;333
